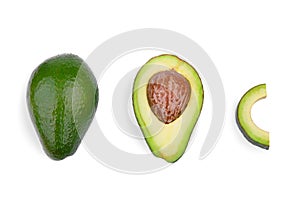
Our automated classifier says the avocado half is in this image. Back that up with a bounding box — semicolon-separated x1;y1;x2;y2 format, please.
133;54;204;162
236;84;269;149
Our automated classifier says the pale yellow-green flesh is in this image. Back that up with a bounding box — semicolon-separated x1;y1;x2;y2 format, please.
133;55;204;162
237;84;269;147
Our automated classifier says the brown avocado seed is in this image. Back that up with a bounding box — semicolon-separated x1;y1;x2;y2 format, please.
147;70;191;124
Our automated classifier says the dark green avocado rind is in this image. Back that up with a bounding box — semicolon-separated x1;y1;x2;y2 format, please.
236;84;269;150
27;54;99;160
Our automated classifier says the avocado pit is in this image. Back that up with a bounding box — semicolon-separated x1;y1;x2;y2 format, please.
147;70;191;124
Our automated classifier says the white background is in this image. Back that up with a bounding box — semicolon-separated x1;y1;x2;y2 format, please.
0;0;299;199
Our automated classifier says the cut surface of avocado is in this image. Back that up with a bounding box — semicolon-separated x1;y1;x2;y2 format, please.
236;84;269;149
133;54;204;162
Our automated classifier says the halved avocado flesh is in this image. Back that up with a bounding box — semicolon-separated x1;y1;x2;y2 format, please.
133;54;204;162
236;84;269;149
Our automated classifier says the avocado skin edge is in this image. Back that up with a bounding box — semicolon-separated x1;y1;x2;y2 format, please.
235;109;269;150
235;84;269;150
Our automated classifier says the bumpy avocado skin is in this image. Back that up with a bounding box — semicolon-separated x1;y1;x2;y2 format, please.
27;54;98;160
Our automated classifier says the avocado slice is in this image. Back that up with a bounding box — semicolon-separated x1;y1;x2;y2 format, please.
27;54;99;160
133;54;204;163
236;84;269;149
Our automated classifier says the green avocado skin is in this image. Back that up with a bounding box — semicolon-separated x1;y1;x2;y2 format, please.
27;54;98;160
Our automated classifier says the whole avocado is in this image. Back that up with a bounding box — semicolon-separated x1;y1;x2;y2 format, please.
27;54;98;160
